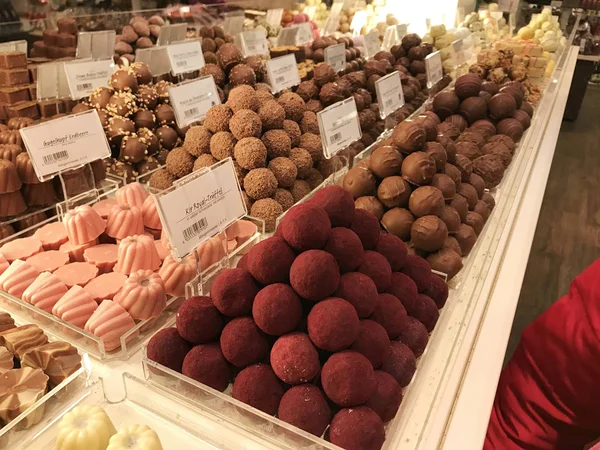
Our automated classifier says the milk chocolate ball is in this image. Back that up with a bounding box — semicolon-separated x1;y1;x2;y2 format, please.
423;142;447;172
437;122;460;141
455;223;477;255
369;146;403;178
401;152;436;186
472;154;504;188
437;134;456;163
450;193;469;222
411;215;448;252
457;183;478;210
488;93;516;121
355;196;385;220
512;110;531;130
444;163;462;185
444;115;467;132
408;186;444;217
432;92;460;120
496;118;524;143
439;205;461;234
470;120;496;139
431;173;456;201
488;134;515;154
454;73;482;99
454;154;473;182
343;166;377;199
377;176;411;209
382;208;414;241
427;248;463;280
481;81;499;95
458;97;487;125
392;120;426;154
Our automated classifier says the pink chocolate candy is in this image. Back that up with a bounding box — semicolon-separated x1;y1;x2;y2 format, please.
83;244;118;274
60;239;98;262
52;285;98;328
63;205;106;245
0;237;43;263
84;300;136;351
84;272;127;302
115;182;149;209
26;250;70;273
33;222;69;251
0;260;39;298
22;272;68;312
92;199;117;220
54;262;99;288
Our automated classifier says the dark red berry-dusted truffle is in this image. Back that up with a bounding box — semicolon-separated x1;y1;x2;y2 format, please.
397;316;429;357
412;294;439;332
324;227;364;273
246;236;295;285
280;203;331;252
350;320;391;368
350;208;381;250
381;341;416;387
335;272;379;318
401;254;432;292
270;332;320;385
375;233;408;272
232;364;283;415
366;370;403;422
309;185;355;227
290;250;340;301
278;384;332;437
182;343;231;391
386;272;418;315
370;293;408;339
421;274;449;308
220;317;270;367
329;406;385;450
322;351;377;407
358;250;392;293
176;296;223;345
308;297;360;352
147;328;191;373
237;253;249;269
211;268;260;317
252;283;303;336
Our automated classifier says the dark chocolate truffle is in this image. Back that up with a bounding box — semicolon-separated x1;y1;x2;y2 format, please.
488;93;517;121
472;154;504;188
432;91;460;120
227;85;259;113
513;109;531;130
482;192;495;210
454;73;482;99
216;43;244;71
229;64;256;87
496;118;524;142
458;96;487;124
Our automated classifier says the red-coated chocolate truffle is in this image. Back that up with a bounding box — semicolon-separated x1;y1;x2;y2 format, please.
322;351;377;407
280;203;331;252
329;407;385;450
350;208;381;250
270;332;320;384
290;250;340;301
381;341;416;387
335;272;379;318
232;364;283;414
370;293;408;339
211;268;260;317
324;227;365;273
412;294;439;332
375;233;408;272
247;236;295;285
308;297;360;352
366;370;403;422
432;91;460;120
310;185;355;227
386;272;418;315
397;316;429;357
176;296;223;344
252;284;302;336
357;250;392;293
278;385;332;436
220;317;270;368
182;343;230;391
147;328;192;373
401;254;432;292
350;320;391;368
421;273;449;308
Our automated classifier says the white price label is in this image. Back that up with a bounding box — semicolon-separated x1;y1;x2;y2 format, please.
167;40;205;75
64;59;114;100
551;1;562;7
266;8;284;26
136;47;171;77
240;30;269;57
375;71;405;119
223;15;245;35
277;27;299;47
396;24;408;40
0;40;27;54
76;30;115;60
157;23;187;46
267;54;301;94
382;26;398;50
425;50;443;88
452;39;464;67
156;158;246;260
364;31;381;59
303;6;317;20
317;97;361;158
325;43;346;73
295;23;314;45
20;110;110;181
169;76;221;128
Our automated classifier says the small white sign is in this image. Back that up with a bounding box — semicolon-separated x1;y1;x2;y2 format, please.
550;0;562;7
64;59;114;100
136;47;171;76
157;23;187;46
451;39;464;67
267;54;301;94
325;43;346;73
167;40;205;75
295;23;314;45
375;71;405;119
303;6;317;20
277;27;299;47
76;30;115;60
156;158;246;261
37;61;70;101
317;97;361;158
425;50;443;88
223;14;245;35
240;30;269;57
0;40;27;54
382;26;398;50
364;31;381;59
397;24;408;40
169;76;221;128
266;8;284;26
20;110;111;181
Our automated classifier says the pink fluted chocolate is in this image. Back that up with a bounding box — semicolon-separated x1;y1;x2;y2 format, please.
106;204;144;240
92;198;117;219
158;255;197;298
84;272;127;302
154;239;170;261
235;220;258;246
54;262;99;288
0;260;39;298
84;244;118;273
26;250;69;273
114;234;160;275
196;235;226;270
0;237;43;263
33;222;69;251
141;195;162;230
60;239;98;262
115;269;167;320
52;285;98;328
0;253;8;275
115;182;149;208
63;205;106;245
22;272;68;312
84;300;136;351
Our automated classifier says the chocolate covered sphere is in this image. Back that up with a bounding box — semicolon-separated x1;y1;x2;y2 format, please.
444;115;467;132
513;109;531;130
411;215;448;252
431;173;456;201
439;205;461;234
392;120;426;154
432;91;460;120
496;118;524;143
343;166;377;198
454;154;473;182
423;141;447;172
458;97;487;124
520;101;534;118
488;93;516;121
454;73;482;99
408;186;444;217
472;154;505;188
369;146;403;178
377;176;411;209
110;68;138;93
401;152;436;186
427;248;463;280
481;81;499;95
381;208;414;241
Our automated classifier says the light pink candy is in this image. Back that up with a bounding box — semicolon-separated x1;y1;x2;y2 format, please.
114;234;160;275
84;300;136;351
115;269;167;320
0;237;43;263
115;182;150;209
52;285;98;328
0;254;8;276
0;260;40;299
33;222;69;251
26;250;70;273
106;204;144;240
60;239;98;263
63;205;106;245
22;272;68;312
196;235;226;271
84;272;127;302
141;195;162;230
92;199;118;219
158;255;197;298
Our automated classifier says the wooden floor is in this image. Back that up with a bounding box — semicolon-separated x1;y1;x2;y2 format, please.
505;84;600;364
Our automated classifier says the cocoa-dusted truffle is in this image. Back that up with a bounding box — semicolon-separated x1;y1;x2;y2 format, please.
200;64;226;86
350;209;380;251
268;157;297;188
232;364;283;415
278;385;331;437
329;407;385;450
357;250;392;294
350;319;391;369
257;100;284;131
371;292;407;339
110;68;138;93
193;154;218;171
343;165;377;198
246;236;295;285
278;92;306;123
227;85;259;113
182;343;230;391
209;131;236;161
355;196;385;220
220;317;269;367
472;154;504;188
164;147;192;178
255;89;274;105
392;120;426;154
381;208;414;241
280;202;331;252
271;332;320;384
149;168;175;190
408;186;444;217
458;96;487;124
310;185;355;228
290;249;340;301
366;370;403;423
386;272;418;314
411;215;448;252
234;137;267;170
204;104;233;133
377;176;411;209
251;198;282;231
262;129;291;159
229;64;256;87
289;179;311;202
228;109;262;140
432;91;460;120
322;351;377;406
421;273;449;308
244;168;277;200
216;43;243;71
183;126;211;156
272;189;293;211
176;296;223;345
455;223;477;255
455;73;482;99
147;328;191;373
454;154;473;182
412;293;439;332
397;316;428;357
369;146;402;178
299;111;319;135
308;297;360;351
283;120;301;148
288;147;312;177
211;268;259;317
252;283;302;336
381;341;416;387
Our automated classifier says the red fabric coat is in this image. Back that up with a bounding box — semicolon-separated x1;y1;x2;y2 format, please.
485;258;600;449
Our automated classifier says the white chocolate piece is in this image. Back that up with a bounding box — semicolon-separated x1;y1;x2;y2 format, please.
107;424;163;450
56;405;116;450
